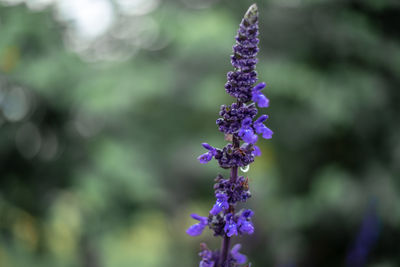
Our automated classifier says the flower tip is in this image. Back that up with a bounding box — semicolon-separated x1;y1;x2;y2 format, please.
201;143;213;150
253;82;266;91
244;4;258;24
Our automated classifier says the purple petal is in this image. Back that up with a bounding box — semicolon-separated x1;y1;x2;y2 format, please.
242;209;254;218
239;220;254;235
241;117;253;127
210;194;229;215
254;123;273;139
253;145;261;156
191;213;208;224
231;244;247;264
239;127;258;144
198;152;213;164
199;261;215;267
255;115;268;124
202;143;214;151
261;127;273;139
225;222;238;237
186;223;206;236
253;82;266;91
210;203;223;215
252;92;269;108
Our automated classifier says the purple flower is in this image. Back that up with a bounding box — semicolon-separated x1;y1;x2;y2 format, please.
231;244;247;264
251;82;269;108
238;127;258;144
253;145;261;156
210;193;229;215
238;117;258;144
254;115;273;139
238;209;255;235
224;214;238;237
199;243;217;267
187;214;208;236
214;143;255;168
198;143;218;164
346;201;380;267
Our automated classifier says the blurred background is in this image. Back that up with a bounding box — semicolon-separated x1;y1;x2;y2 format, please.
0;0;399;266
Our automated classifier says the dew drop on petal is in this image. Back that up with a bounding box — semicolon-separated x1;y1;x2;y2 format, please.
240;165;250;173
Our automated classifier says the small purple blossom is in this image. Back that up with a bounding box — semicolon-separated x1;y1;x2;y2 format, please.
238;118;258;144
254;115;273;139
187;213;208;236
253;145;261;156
210;193;229;215
230;244;247;264
237;209;255;235
251;82;269;108
224;214;238;237
198;143;218;164
199;243;218;267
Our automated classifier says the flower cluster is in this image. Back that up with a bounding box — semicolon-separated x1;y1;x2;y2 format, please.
216;103;257;134
198;243;249;267
214;174;251;204
187;4;272;267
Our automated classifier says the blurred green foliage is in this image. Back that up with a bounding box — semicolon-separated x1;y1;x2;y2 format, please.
0;0;399;266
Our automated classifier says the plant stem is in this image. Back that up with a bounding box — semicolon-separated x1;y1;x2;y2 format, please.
220;234;231;267
220;135;240;266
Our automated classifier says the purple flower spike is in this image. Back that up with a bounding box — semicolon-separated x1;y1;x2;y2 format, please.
231;244;247;264
187;214;208;236
188;4;273;266
210;193;229;215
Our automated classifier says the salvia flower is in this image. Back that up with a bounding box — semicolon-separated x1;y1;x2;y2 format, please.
187;213;209;236
230;244;247;265
224;214;239;237
238;118;258;144
254;115;273;139
237;209;255;235
198;143;218;164
188;4;273;266
251;82;269;108
210;193;229;215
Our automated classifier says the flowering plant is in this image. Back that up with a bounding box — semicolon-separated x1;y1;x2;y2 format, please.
187;4;273;267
